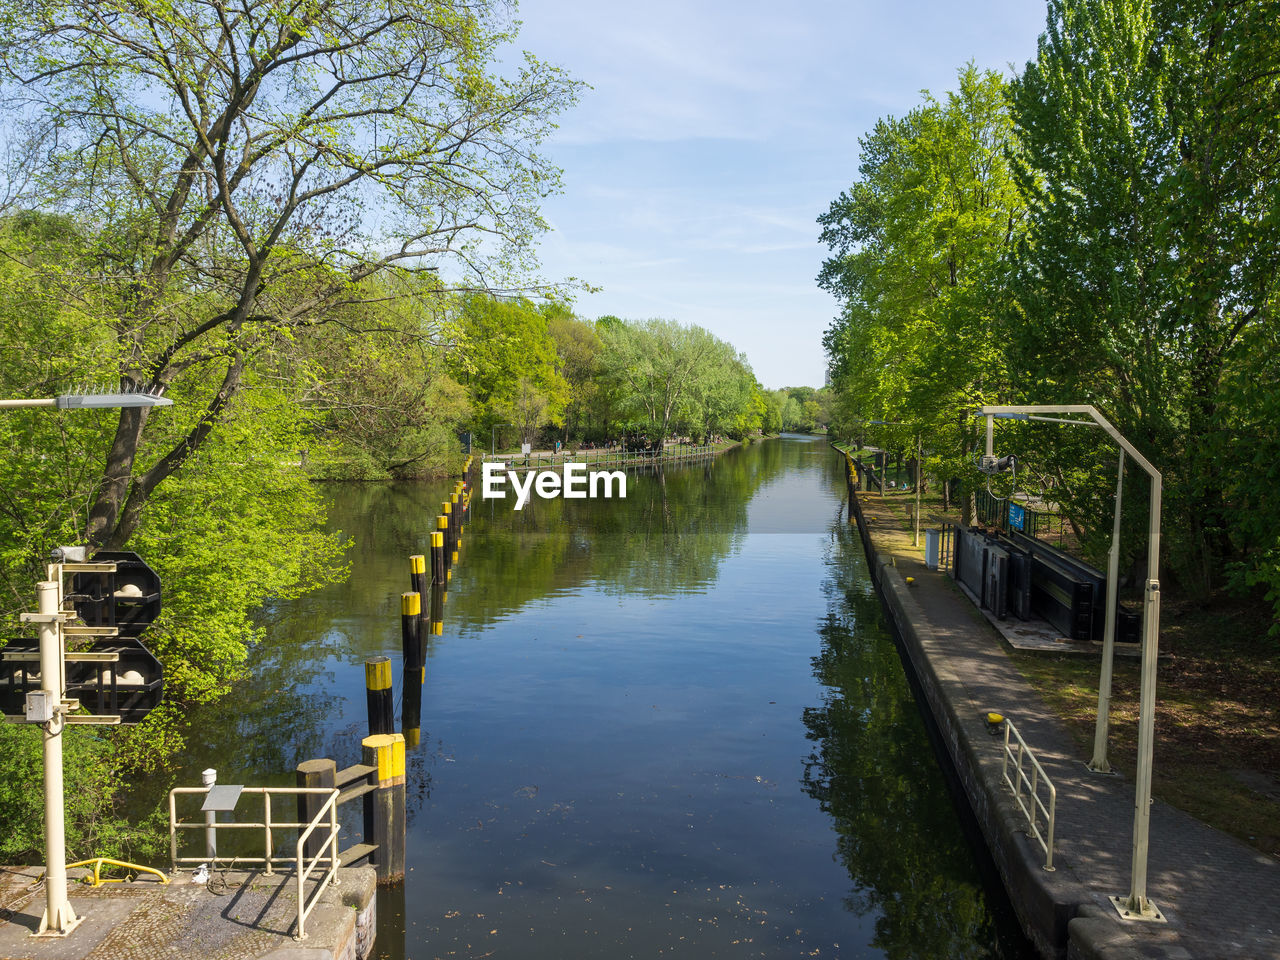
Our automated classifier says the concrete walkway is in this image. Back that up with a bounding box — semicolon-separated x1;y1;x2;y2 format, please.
0;866;375;960
853;492;1280;959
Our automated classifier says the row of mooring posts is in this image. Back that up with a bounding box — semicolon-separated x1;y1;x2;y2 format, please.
298;456;476;886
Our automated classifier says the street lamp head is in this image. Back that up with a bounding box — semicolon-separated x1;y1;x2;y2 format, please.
971;410;1029;421
55;388;172;410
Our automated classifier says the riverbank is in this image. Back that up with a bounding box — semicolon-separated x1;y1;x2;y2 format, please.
840;450;1280;959
481;438;740;472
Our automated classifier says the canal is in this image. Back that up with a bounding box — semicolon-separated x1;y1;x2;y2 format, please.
171;435;1030;958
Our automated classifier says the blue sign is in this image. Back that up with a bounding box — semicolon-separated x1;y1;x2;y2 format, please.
1008;503;1026;531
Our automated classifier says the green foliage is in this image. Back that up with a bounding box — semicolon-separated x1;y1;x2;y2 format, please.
0;0;581;550
1005;0;1280;600
127;380;349;711
821;3;1280;630
768;386;833;433
0;723;166;864
546;305;604;440
449;294;569;445
0;217;348;850
285;276;471;480
596;318;761;444
819;65;1023;487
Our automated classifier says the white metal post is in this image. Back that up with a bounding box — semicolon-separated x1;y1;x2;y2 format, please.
1089;449;1125;773
36;579;78;936
2;389;172;939
1118;472;1164;920
203;768;218;860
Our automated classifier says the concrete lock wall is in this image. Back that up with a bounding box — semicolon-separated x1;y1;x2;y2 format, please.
848;492;1087;960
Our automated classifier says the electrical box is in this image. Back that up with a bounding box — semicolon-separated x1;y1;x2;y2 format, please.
25;690;54;723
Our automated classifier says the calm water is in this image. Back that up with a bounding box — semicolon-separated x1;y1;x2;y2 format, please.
171;436;1030;959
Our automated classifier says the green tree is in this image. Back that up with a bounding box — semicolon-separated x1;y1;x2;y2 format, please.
1005;0;1280;598
680;339;757;442
449;294;569;444
0;0;580;550
0;214;348;854
282;276;471;479
597;318;724;448
820;65;1024;493
545;305;603;442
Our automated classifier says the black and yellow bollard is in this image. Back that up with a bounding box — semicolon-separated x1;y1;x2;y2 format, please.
432;524;446;585
441;500;453;562
401;592;423;671
450;491;461;566
361;733;406;885
365;656;394;736
409;554;428;600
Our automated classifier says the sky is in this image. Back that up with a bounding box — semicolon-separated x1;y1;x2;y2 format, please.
497;0;1051;390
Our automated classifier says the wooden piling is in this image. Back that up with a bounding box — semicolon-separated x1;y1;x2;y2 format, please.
361;733;406;885
365;657;394;736
296;758;337;859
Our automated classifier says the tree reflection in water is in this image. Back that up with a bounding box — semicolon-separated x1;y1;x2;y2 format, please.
801;511;1028;958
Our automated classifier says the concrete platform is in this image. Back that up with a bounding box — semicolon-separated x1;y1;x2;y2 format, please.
0;865;375;960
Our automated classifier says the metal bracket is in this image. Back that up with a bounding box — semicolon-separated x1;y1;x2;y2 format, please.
19;612;68;623
1109;895;1167;923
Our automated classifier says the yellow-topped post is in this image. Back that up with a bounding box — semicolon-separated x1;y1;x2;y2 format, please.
431;526;446;585
364;657;393;736
361;733;406;884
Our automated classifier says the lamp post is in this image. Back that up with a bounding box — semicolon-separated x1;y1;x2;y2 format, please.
5;387;172;937
977;404;1165;923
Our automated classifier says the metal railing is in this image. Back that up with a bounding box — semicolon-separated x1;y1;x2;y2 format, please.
169;785;340;940
939;523;958;573
1000;718;1057;871
484;444;720;473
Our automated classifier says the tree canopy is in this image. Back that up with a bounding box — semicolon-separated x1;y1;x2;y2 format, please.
820;2;1280;630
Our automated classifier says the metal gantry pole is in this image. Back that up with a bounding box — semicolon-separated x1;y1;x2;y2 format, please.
1116;470;1164;920
978;404;1166;922
1089;449;1126;773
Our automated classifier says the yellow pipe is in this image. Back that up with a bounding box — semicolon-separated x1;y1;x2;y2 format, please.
67;857;170;886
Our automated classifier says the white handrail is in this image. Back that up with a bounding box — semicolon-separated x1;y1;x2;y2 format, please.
295;791;340;940
1001;718;1057;871
169;785;340;940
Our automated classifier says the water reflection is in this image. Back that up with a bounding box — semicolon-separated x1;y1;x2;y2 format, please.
801;516;1027;958
158;437;1028;958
